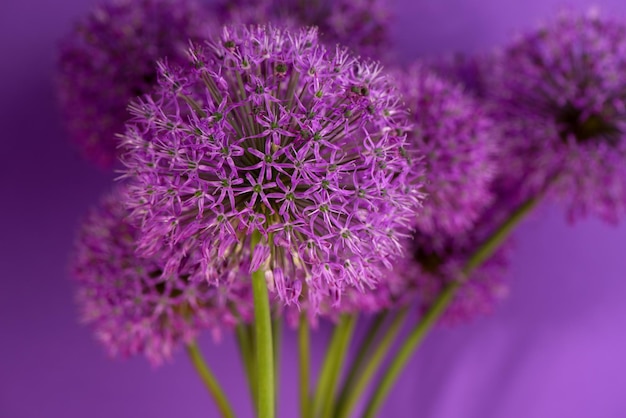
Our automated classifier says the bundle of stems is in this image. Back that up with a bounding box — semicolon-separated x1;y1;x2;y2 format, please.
187;195;541;418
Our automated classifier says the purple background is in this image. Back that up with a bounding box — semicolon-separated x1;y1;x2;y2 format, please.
2;0;626;417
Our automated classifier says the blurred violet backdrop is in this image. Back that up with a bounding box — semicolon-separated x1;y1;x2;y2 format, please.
2;0;626;417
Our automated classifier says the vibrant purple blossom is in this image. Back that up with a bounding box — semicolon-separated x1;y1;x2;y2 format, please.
57;0;213;168
488;10;626;223
215;0;392;59
121;26;423;312
71;187;252;366
397;64;496;236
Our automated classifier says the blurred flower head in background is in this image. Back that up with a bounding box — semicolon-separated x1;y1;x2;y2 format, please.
57;0;213;168
396;63;497;237
488;10;626;223
71;187;252;366
215;0;393;60
396;201;514;324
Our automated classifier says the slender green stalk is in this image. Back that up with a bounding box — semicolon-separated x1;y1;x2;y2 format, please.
313;314;358;418
360;287;456;418
463;196;540;274
186;342;236;418
313;319;345;417
334;308;409;418
322;314;357;418
361;196;541;418
251;231;275;418
235;324;257;411
333;311;388;413
299;315;312;418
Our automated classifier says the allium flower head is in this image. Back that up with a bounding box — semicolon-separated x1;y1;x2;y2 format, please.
71;187;252;366
395;204;513;324
216;0;392;59
57;0;213;168
121;25;423;312
489;10;626;223
397;64;496;236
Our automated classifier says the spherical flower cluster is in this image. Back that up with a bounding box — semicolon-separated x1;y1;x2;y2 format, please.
121;26;423;312
396;204;513;325
215;0;392;59
397;64;496;236
488;10;626;223
57;0;213;168
71;187;252;366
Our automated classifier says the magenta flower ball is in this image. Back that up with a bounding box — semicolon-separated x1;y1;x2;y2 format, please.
57;0;213;168
71;187;252;366
121;25;423;312
489;10;626;223
397;64;497;236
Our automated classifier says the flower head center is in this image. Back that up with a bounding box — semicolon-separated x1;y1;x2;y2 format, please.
414;247;446;275
556;105;620;145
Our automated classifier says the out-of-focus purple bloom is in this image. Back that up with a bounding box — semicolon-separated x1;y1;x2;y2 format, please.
319;193;517;324
57;0;213;168
397;64;496;237
489;10;626;223
395;203;513;324
215;0;392;59
71;187;252;366
121;25;423;313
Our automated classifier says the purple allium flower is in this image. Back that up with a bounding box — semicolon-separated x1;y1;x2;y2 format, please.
121;26;423;312
488;10;626;223
71;187;252;366
57;0;213;168
215;0;392;59
396;206;513;325
396;64;496;236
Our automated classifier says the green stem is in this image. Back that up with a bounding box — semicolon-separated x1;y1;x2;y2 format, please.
463;197;540;274
186;342;236;418
299;315;312;418
251;231;275;418
323;314;357;418
361;196;541;418
235;324;257;411
314;314;358;418
334;308;409;418
334;311;388;414
313;320;345;417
